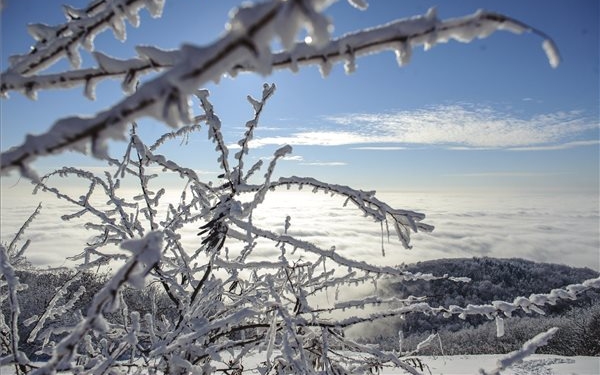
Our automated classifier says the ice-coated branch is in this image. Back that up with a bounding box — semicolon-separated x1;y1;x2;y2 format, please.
196;90;232;182
235;83;276;186
34;167;138;239
149;122;203;151
242;175;434;248
5;203;42;269
326;330;422;375
437;276;600;322
315;276;599;339
241;145;293;214
31;231;162;375
0;245;30;373
234;7;560;76
1;8;560;98
230;216;440;279
4;0;165;77
480;327;559;375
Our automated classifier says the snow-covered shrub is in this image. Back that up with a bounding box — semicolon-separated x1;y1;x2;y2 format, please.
1;1;597;374
2;85;445;374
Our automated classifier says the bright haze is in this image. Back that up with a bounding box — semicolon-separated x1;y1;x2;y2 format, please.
1;1;598;269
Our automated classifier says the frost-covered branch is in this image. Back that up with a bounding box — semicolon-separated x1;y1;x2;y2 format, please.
6;203;42;256
438;276;600;323
34;167;139;240
235;83;276;186
261;176;434;248
480;327;559;375
230;217;437;278
0;245;30;373
4;0;165;77
236;7;560;76
1;8;559;98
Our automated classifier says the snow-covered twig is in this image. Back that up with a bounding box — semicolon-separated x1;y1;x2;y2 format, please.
230;217;437;278
0;245;30;373
480;327;559;375
438;276;600;323
1;8;559;98
236;83;276;186
261;176;434;248
6;203;42;256
234;7;560;76
4;0;164;77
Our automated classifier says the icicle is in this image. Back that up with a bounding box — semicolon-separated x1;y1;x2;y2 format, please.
82;30;97;51
24;83;38;100
122;70;139;94
162;90;191;127
344;51;356;74
109;13;127;41
423;7;439;51
394;42;412;66
319;59;332;77
66;43;82;69
542;39;560;68
290;55;299;73
84;78;98;100
495;315;505;337
27;23;58;43
62;5;86;20
145;0;165;18
347;0;369;10
124;4;141;28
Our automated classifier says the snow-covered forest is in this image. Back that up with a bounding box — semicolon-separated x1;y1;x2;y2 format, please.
1;0;599;374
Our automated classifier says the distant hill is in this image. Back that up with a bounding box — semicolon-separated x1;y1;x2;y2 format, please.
384;257;599;335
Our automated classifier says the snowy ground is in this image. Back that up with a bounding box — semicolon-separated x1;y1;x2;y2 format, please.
386;354;600;375
2;355;598;375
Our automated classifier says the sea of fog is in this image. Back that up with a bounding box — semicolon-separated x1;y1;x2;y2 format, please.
1;188;598;271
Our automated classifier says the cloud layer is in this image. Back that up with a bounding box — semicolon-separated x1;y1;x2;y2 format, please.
3;189;597;272
249;105;596;150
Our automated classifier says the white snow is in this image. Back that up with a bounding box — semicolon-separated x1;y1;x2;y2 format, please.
2;354;597;374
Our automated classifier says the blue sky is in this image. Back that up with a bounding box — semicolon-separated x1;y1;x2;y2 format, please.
1;0;599;193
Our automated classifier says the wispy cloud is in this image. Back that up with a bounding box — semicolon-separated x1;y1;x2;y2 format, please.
264;154;346;166
250;131;390;147
443;172;560;178
281;155;304;161
300;161;347;166
507;140;600;151
351;146;407;151
247;105;596;150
